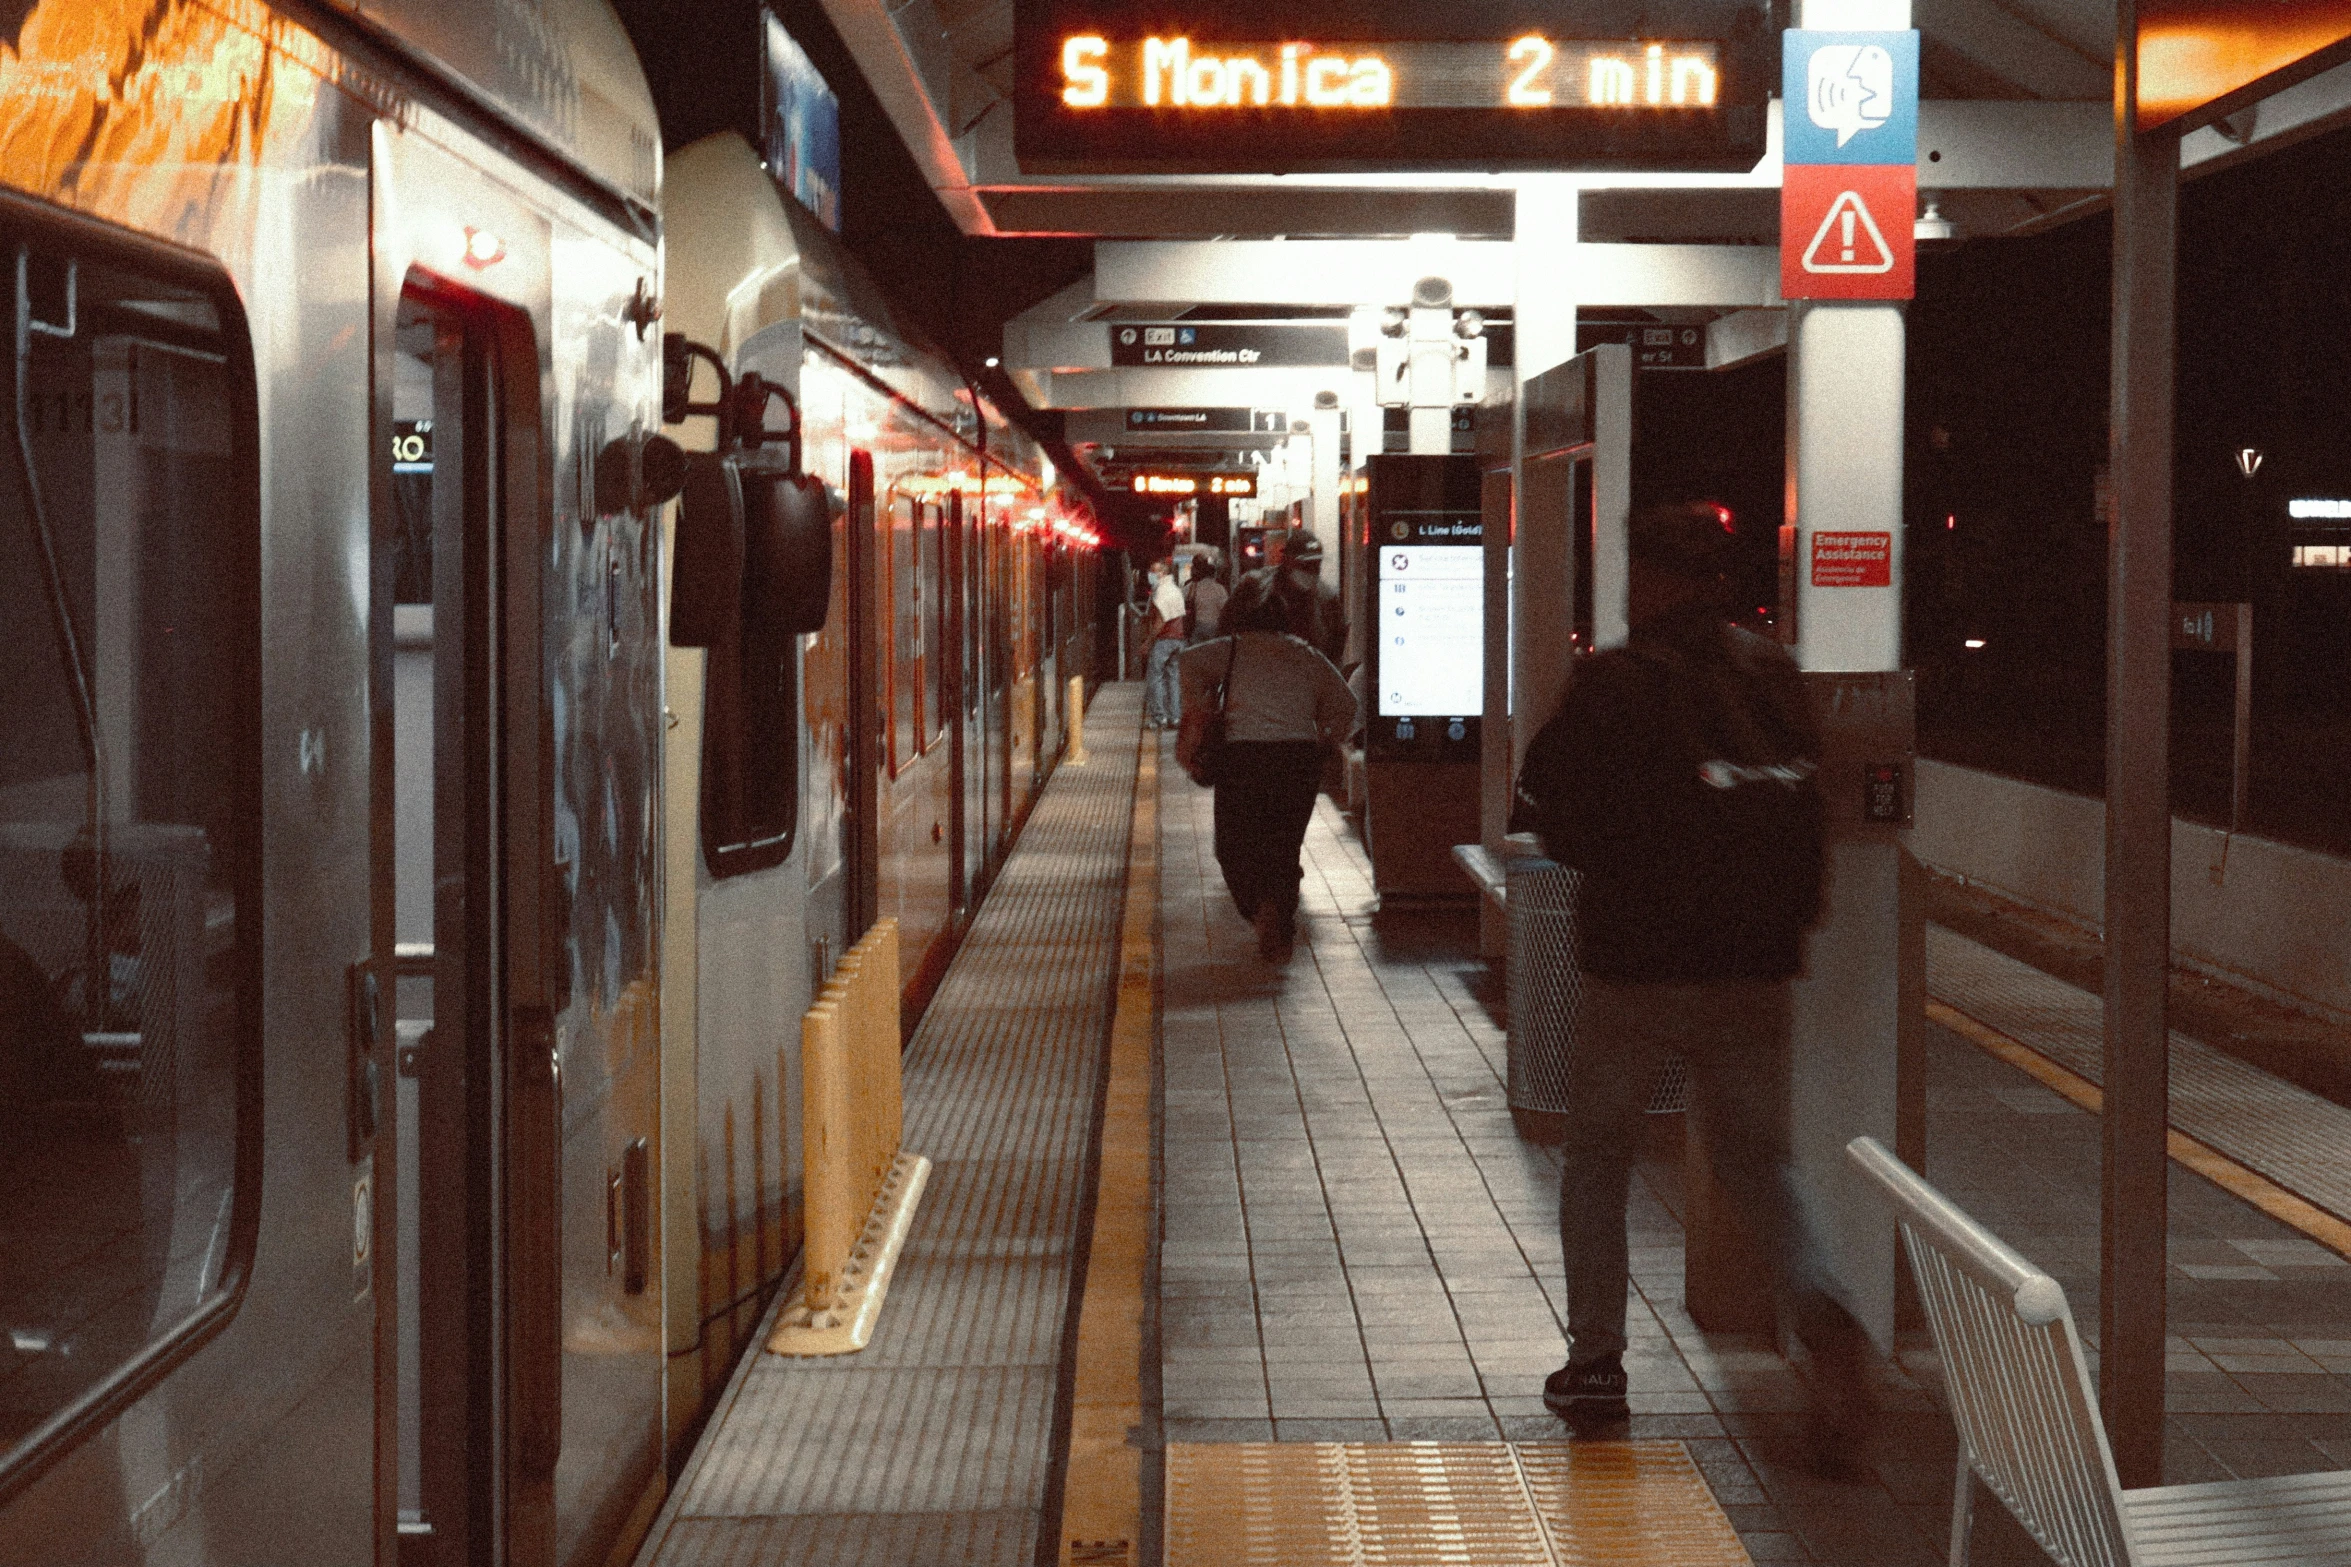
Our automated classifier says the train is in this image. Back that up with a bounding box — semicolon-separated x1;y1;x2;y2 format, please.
0;2;1105;1564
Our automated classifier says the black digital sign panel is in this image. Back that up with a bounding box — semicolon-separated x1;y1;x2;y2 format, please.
1013;0;1772;174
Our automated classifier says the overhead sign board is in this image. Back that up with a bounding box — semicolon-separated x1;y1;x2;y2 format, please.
1576;322;1705;369
1113;470;1259;497
1109;323;1347;368
1780;29;1916;302
1124;407;1288;432
1012;0;1772;174
2136;2;2351;131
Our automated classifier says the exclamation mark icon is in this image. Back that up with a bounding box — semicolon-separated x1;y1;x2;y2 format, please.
1840;208;1856;262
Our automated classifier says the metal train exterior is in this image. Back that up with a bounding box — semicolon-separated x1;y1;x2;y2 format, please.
0;3;1097;1564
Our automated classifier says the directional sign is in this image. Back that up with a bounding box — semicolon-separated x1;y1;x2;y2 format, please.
1109;322;1347;368
1781;30;1918;166
1782;164;1914;300
1123;407;1288;432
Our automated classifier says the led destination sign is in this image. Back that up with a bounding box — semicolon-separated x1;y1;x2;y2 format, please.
1014;0;1771;174
1057;35;1721;111
1114;470;1259;496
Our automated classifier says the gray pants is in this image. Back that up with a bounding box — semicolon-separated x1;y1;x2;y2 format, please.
1145;636;1184;725
1559;976;1845;1366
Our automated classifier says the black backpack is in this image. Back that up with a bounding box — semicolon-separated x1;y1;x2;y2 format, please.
1517;624;1824;972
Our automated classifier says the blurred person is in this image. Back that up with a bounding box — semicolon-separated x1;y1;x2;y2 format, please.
1183;553;1228;646
1144;557;1188;728
1514;500;1871;1474
1176;573;1357;963
1271;532;1346;668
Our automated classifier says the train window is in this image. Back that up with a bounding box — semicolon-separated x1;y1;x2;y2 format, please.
0;227;260;1491
891;496;918;772
920;503;943;749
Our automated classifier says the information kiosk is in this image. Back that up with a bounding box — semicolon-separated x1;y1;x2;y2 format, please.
1362;453;1483;897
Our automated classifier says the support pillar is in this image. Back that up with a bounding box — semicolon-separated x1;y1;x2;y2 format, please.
2102;11;2177;1486
1691;0;1918;1347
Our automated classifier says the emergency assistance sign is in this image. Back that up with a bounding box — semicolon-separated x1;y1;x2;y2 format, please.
1781;30;1918;301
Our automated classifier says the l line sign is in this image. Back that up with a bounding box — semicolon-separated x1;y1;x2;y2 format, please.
1780;29;1917;302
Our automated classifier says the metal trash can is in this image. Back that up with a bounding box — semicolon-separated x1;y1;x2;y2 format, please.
1505;855;1688;1140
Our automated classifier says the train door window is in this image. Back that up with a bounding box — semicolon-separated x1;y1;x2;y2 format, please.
0;226;260;1489
921;502;943;750
891;494;917;773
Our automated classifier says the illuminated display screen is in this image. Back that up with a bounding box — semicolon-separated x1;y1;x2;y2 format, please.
1055;37;1721;110
1378;543;1483;718
1013;1;1770;173
1127;471;1258;496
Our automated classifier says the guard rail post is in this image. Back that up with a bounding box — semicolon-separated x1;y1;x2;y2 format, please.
768;917;932;1354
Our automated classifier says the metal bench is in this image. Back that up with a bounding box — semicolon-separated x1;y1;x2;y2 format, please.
1846;1135;2351;1567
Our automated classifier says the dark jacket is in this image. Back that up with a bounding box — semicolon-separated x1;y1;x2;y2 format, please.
1518;608;1824;983
1271;569;1346;667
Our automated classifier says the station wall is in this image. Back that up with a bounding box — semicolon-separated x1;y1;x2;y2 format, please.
1912;760;2351;1023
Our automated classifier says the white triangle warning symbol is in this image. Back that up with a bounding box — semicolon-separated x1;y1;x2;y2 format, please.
1801;190;1896;275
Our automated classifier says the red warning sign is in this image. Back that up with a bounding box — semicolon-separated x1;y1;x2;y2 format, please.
1812;530;1893;587
1782;164;1915;300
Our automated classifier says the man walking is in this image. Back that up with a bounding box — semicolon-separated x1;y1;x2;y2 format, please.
1145;558;1188;728
1516;501;1872;1474
1271;533;1345;668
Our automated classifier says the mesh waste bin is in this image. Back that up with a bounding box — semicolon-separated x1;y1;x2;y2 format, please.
1504;856;1687;1134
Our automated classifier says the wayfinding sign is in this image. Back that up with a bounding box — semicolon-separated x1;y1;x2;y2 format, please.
1012;0;1773;174
1780;29;1917;301
1124;407;1288;433
1109;323;1347;368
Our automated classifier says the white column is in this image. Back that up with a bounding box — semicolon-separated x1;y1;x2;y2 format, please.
1784;0;1915;1358
1789;302;1905;672
1513;177;1580;381
1307;405;1343;591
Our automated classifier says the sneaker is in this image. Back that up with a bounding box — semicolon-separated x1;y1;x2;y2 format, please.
1542;1357;1629;1430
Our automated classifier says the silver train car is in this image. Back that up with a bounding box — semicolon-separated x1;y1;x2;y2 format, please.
654;130;1099;1423
0;2;1099;1564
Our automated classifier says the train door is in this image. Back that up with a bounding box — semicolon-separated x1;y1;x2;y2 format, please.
379;282;556;1567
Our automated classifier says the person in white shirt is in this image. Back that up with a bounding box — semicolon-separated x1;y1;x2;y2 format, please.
1145;560;1189;728
1175;574;1358;962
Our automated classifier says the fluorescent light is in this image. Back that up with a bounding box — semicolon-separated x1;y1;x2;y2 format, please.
2289;498;2351;519
1963;638;1986;650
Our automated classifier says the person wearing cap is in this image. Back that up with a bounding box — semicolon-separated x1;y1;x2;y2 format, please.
1271;533;1346;669
1513;500;1873;1475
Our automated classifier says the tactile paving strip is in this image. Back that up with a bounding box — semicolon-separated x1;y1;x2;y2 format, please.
1164;1443;1751;1567
1928;926;2351;1224
645;686;1144;1567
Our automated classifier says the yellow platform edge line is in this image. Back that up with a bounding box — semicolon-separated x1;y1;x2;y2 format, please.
1057;718;1157;1567
1926;996;2351;1262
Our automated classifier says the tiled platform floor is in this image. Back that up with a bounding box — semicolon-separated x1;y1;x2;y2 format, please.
1156;744;2351;1565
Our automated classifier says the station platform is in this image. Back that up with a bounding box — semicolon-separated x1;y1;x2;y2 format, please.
640;690;2351;1567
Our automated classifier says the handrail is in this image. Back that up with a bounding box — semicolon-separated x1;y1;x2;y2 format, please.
1846;1136;2066;1324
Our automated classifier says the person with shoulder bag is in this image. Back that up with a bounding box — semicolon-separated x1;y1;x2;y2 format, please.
1514;500;1872;1476
1176;572;1356;963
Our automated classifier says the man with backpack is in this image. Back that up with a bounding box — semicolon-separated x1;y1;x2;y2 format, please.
1516;500;1873;1474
